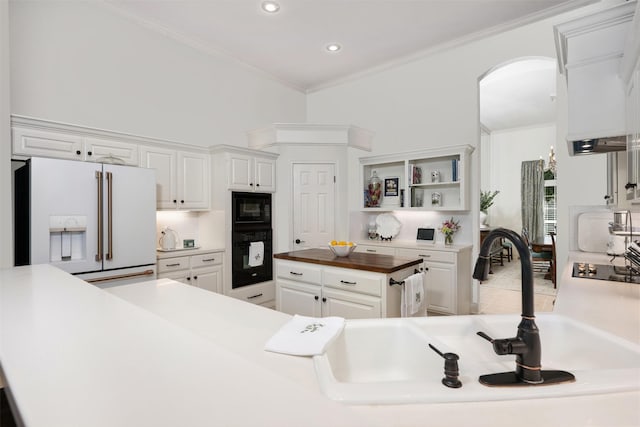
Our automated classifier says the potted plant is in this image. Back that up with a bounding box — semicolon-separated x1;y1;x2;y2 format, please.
480;190;499;225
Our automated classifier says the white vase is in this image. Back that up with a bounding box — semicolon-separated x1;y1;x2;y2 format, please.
480;211;488;226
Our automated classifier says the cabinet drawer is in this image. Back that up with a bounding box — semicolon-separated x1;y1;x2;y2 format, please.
157;256;190;273
229;281;275;305
396;248;454;264
276;261;322;285
323;268;382;297
191;252;223;268
355;245;396;256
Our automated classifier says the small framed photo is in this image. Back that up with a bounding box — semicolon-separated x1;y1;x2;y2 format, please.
384;177;399;197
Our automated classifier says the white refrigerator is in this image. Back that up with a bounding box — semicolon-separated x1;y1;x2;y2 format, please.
15;157;157;287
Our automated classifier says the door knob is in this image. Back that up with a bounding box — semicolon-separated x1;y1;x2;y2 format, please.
295;239;305;244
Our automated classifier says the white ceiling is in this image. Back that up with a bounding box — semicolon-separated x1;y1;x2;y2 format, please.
104;0;595;94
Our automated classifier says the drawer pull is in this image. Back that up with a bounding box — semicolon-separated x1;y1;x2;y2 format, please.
366;249;376;253
247;293;263;300
340;280;357;285
289;271;303;276
166;263;181;267
202;258;216;262
419;254;431;257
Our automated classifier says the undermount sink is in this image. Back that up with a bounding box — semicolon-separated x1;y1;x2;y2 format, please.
313;314;640;405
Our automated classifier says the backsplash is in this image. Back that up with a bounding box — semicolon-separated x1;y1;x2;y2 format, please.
349;210;473;244
156;211;201;249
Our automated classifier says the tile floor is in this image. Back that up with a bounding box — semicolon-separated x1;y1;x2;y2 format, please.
478;257;557;315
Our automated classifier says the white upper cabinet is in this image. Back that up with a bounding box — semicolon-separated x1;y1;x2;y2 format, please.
12;126;84;160
360;145;474;211
622;10;640;204
178;151;210;209
11;115;211;210
12;118;138;166
228;152;276;192
83;137;139;165
554;2;636;143
139;145;209;210
254;156;276;191
139;146;176;209
212;146;278;193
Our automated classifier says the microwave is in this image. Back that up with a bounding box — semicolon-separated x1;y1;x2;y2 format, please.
232;192;271;227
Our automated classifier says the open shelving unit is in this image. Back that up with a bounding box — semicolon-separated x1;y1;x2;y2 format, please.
360;145;474;212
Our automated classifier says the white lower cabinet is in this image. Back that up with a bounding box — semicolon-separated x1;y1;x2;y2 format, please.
321;287;382;318
275;260;408;319
388;246;471;315
157;250;224;294
226;281;276;307
277;279;322;317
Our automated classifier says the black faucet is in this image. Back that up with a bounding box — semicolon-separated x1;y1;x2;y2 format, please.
473;228;574;387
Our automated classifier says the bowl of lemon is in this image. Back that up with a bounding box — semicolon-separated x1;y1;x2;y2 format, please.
328;240;357;257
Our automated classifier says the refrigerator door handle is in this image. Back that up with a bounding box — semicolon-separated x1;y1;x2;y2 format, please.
95;171;103;262
106;171;113;261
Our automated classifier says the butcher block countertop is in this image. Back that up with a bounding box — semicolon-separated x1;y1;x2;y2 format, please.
273;248;422;274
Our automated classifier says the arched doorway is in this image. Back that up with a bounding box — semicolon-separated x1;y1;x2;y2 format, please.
477;57;559;314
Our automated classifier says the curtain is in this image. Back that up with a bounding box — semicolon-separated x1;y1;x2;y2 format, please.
521;159;545;243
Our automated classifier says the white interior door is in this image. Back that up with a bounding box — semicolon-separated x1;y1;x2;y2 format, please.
292;163;335;249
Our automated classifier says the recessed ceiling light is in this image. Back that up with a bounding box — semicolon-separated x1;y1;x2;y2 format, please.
325;43;342;52
261;1;280;13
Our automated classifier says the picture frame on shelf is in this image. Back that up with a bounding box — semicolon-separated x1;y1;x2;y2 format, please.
384;177;399;197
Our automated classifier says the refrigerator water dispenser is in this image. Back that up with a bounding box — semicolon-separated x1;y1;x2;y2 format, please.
49;216;87;262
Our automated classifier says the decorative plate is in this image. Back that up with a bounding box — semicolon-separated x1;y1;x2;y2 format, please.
376;213;401;240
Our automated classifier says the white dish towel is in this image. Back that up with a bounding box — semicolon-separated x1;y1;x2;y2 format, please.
248;241;264;267
401;272;426;317
264;315;345;356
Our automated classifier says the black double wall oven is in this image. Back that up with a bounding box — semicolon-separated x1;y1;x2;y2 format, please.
231;192;273;288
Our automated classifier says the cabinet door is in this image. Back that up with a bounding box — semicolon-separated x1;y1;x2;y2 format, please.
157;269;191;285
12;126;84;160
139;145;177;209
84;137;138;166
228;153;253;190
627;68;640;201
254;157;276;192
177;151;210;209
424;262;455;314
193;266;222;294
321;288;381;319
276;280;321;317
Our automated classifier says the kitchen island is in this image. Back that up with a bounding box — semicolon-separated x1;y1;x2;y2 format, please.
0;263;638;427
273;247;422;273
274;248;422;318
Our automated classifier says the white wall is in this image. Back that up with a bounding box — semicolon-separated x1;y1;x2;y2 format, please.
9;1;306;147
307;9;610;286
482;124;557;233
1;0;12;269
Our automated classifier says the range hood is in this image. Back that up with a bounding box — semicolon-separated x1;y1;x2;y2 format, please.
554;2;635;156
568;136;627;155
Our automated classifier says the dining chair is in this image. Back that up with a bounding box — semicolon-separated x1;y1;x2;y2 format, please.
521;228;553;274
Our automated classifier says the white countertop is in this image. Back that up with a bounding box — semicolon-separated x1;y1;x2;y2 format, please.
554;251;640;345
356;239;472;252
1;262;639;427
